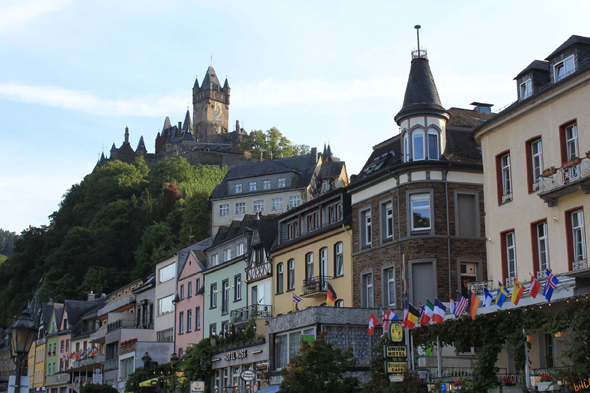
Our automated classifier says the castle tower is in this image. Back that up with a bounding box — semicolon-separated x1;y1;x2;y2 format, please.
192;66;231;142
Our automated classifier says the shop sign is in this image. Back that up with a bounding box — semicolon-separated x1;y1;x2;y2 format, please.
387;322;404;343
383;346;407;358
190;381;205;392
240;370;255;382
384;361;407;374
224;349;247;361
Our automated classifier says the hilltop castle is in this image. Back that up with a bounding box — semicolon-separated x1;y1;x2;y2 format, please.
99;66;252;169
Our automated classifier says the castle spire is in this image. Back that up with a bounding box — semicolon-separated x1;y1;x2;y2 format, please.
124;126;130;144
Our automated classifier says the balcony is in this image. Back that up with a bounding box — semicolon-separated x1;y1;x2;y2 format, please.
107;319;135;333
301;276;332;297
45;373;70;386
538;157;590;207
572;259;588;271
469;280;493;295
104;357;118;371
537;269;548;280
230;304;272;324
505;276;515;288
246;261;272;283
71;353;105;370
98;296;135;316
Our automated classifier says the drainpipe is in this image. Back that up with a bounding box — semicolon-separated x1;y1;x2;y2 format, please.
445;164;452;294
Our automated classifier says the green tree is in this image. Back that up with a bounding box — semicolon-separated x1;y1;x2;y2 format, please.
148;157;196;198
240;128;310;160
178;192;210;248
133;223;178;278
0;229;18;256
279;332;359;393
181;338;215;393
0;255;7;265
80;383;118;393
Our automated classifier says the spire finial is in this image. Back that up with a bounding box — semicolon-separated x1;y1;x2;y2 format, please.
412;25;427;59
415;25;421;51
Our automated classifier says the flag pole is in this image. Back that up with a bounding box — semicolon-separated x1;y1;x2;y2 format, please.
524;328;531;389
410;330;415;370
403;254;411;370
436;336;442;379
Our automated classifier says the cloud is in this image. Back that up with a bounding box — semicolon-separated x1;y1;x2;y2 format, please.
0;0;72;33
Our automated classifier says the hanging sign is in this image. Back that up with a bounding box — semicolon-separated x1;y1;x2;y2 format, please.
388;322;404;343
240;370;255;381
383;346;407;358
384;361;407;374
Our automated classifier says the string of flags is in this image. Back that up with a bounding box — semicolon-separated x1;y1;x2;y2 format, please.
64;345;100;360
368;269;560;333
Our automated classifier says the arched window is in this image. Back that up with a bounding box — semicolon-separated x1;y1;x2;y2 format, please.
412;129;425;161
277;263;284;294
305;253;314;282
334;299;344;307
287;259;295;290
428;129;439;160
403;133;410;162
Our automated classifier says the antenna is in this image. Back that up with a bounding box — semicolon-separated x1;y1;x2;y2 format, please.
415;25;421;52
412;25;427;59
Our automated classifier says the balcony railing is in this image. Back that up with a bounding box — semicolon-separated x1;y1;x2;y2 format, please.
230;304;272;324
537;269;548;280
45;373;70;385
98;296;135;316
246;261;272;283
469;280;493;295
573;259;588;271
301;276;332;297
505;276;515;288
501;192;513;204
71;353;105;369
539;158;590;206
107;319;135;333
104;357;118;371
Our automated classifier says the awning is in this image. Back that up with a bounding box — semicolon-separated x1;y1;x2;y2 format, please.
257;385;280;393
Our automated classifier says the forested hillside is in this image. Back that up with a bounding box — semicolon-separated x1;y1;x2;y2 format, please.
0;229;18;256
0;157;227;328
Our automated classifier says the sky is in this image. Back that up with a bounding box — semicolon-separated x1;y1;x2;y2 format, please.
1;0;589;234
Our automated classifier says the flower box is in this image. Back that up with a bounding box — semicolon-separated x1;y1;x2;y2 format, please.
543;168;557;176
502;388;522;393
538;381;558;391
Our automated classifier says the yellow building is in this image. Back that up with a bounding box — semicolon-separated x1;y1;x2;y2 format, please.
27;340;36;382
473;35;590;374
271;188;353;315
33;340;46;389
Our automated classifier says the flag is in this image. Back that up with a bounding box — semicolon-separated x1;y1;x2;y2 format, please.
326;283;337;305
406;304;420;330
455;292;468;316
433;298;446;324
483;288;493;308
402;259;409;328
293;293;302;303
419;302;431;325
529;275;541;298
418;302;425;325
511;279;525;306
368;313;379;336
544;270;559;302
381;309;397;334
424;299;434;321
496;281;510;308
468;290;480;320
447;294;456;315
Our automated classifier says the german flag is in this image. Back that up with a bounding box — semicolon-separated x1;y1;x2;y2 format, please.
468;290;480;320
326;283;338;305
406;303;420;330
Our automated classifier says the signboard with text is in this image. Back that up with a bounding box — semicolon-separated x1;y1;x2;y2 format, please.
383;346;407;358
384;361;407;374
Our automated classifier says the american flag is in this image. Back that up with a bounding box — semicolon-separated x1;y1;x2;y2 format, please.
455;292;468;316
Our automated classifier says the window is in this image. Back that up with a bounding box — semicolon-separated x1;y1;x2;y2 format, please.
187;309;192;332
410;194;431;231
412;130;425;161
275;328;315;369
456;193;478;237
520;77;532;99
278;178;286;188
277;263;284;293
209;324;216;337
195;307;200;330
526;138;543;192
224;248;231;262
253;200;264;213
501;154;512;202
188;282;192;298
503;231;516;282
210;284;217;308
334;242;344;277
120;357;135;380
427;129;439;160
196;278;201;293
272;197;284;211
537;222;550;272
570;210;586;265
234;275;242;301
158;295;174;315
179;284;184;300
544;333;554;368
237;243;244;255
249;182;257;192
288;259;295;290
159;263;175;283
411;261;436;305
305;253;314;280
382;202;394;239
287;221;299;240
319;248;328;282
288;195;301;208
263;180;271;190
554;55;575;82
210;254;218;266
178;312;184;334
219;204;229;216
178;348;183;358
565;123;578;161
307;212;319;232
235;202;246;215
384;268;395;307
362;273;374;308
322;180;330;192
361;209;372;246
403;133;409;162
157;328;174;342
335;299;344;307
459;262;478;298
328;203;342;224
221;280;229;315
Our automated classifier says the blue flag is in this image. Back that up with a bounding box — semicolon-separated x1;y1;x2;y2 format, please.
544;269;559;302
483;288;493;308
496;281;510;308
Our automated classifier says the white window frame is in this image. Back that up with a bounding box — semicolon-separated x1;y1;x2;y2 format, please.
305;253;314;280
178;312;184;334
501;154;512;200
531;139;543;189
235;184;242;194
385;267;395;307
288;259;295;290
235;202;246;215
248;182;257;192
271;197;284;211
277;263;284;294
288;195;301;208
412;129;425;161
565;124;578;161
427;129;439;160
158;294;174;316
537;222;549;272
520;77;532;99
506;232;516;278
211;254;218;266
219;203;229;216
223;248;231;262
278;178;286;188
572;210;586;262
263;180;271;190
210;284;217;308
253;199;265;213
554;55;575;82
403;133;410;162
322;180;330;192
334;242;344;277
361;209;372;246
384;202;394;239
410;193;431;231
237;243;244;256
235;275;242;300
159;263;175;283
362;272;374;308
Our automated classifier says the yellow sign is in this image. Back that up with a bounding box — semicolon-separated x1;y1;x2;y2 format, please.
388;322;404;343
385;361;407;374
384;346;407;358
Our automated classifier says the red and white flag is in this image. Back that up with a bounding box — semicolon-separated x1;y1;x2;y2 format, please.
529;275;541;298
368;313;379;336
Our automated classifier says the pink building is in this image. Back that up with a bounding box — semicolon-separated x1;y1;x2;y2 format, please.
175;250;206;357
58;308;70;372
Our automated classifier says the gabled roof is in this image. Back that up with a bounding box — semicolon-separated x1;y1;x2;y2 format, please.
546;35;590;60
209;214;276;249
176;237;214;276
395;57;447;123
514;60;549;80
252;219;278;253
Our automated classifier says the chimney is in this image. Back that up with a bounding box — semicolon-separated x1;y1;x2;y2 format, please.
236;120;240;131
470;102;494;114
178;122;182;129
88;291;95;301
311;147;317;163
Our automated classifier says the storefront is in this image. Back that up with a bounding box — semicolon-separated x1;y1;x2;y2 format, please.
211;340;269;393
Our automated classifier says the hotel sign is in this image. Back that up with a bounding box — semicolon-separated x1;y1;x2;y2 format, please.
224;349;247;361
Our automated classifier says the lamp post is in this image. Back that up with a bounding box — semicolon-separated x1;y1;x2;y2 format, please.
9;308;37;393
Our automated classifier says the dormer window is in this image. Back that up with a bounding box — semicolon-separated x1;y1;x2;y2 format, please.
235;184;242;194
554;55;575;82
405;128;441;162
520;77;532;100
412;130;425;161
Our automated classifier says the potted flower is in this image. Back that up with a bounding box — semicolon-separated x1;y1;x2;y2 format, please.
563;157;582;168
543;167;557;176
538;373;557;391
501;377;521;393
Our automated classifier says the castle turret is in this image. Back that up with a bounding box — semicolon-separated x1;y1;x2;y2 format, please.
136;136;147;157
192;66;230;142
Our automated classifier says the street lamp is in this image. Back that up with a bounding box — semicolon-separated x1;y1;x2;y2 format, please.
9;308;37;393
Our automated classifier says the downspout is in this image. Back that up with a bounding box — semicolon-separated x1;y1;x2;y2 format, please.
445;164;452;294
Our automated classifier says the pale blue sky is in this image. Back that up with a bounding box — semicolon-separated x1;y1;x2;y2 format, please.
1;0;589;233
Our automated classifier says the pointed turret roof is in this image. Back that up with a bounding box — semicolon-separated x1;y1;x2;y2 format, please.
201;66;221;90
182;110;192;132
223;77;229;89
136;136;147;151
110;143;116;151
193;76;200;90
394;57;447;124
326;143;332;156
162;116;172;131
